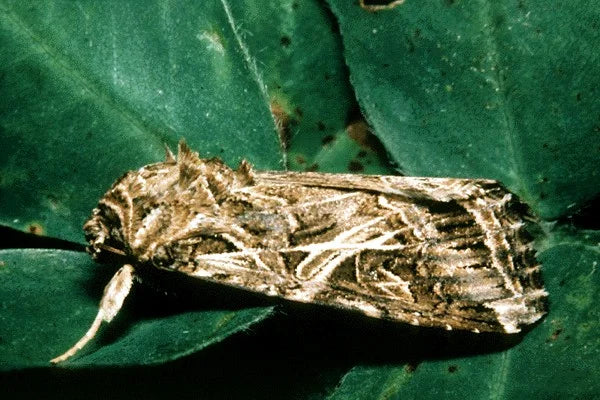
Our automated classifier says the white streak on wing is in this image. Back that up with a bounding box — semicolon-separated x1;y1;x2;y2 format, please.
292;233;405;253
252;253;272;271
310;250;359;282
231;187;289;205
188;255;273;275
220;233;248;250
295;250;342;280
486;289;547;333
468;195;518;295
185;213;207;230
328;216;386;242
132;207;162;248
376;269;412;297
297;192;360;208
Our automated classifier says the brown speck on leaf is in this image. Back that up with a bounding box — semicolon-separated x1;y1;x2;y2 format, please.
360;0;405;11
295;155;306;165
270;101;293;159
546;328;563;342
346;120;378;152
321;135;335;146
280;36;291;47
348;160;364;172
405;361;420;373
27;223;44;236
306;163;319;172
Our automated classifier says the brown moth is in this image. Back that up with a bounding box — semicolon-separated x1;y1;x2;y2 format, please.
51;141;547;363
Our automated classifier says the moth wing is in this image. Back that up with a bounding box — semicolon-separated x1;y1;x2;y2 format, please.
255;171;499;202
155;169;546;334
159;216;546;335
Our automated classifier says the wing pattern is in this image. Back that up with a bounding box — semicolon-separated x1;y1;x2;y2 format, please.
85;142;547;334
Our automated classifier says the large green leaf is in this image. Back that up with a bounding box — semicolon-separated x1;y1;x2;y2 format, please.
224;0;392;175
0;0;282;243
327;0;600;219
327;226;600;399
0;0;388;244
0;249;273;368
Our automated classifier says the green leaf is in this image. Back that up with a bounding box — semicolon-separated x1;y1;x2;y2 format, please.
327;226;600;399
0;0;391;244
327;0;600;219
223;1;393;175
1;0;599;398
0;249;273;369
0;0;282;243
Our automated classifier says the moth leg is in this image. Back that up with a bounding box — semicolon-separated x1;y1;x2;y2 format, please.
50;264;136;364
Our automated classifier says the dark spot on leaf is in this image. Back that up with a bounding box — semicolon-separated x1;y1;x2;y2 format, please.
295;155;306;165
348;160;364;172
357;150;367;158
405;361;420;373
270;101;292;153
445;0;456;5
559;278;566;286
543;143;549;149
546;328;563;342
280;36;291;47
322;135;334;145
294;107;303;118
494;14;506;28
324;73;331;80
382;63;390;68
306;163;319;172
346;120;381;152
405;38;415;53
576;92;582;101
448;365;458;373
292;2;299;9
317;121;326;131
27;223;44;236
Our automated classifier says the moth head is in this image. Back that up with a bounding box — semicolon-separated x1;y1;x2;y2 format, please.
83;204;128;262
83;139;255;263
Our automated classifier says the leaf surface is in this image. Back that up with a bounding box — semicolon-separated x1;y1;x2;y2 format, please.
0;249;273;369
327;0;600;219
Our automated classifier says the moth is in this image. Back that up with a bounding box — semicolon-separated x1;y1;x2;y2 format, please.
51;141;547;363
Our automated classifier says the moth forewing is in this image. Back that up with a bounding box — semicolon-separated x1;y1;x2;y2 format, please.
51;140;547;362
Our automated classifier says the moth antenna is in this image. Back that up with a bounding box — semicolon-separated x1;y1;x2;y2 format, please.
164;143;176;163
50;264;136;364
